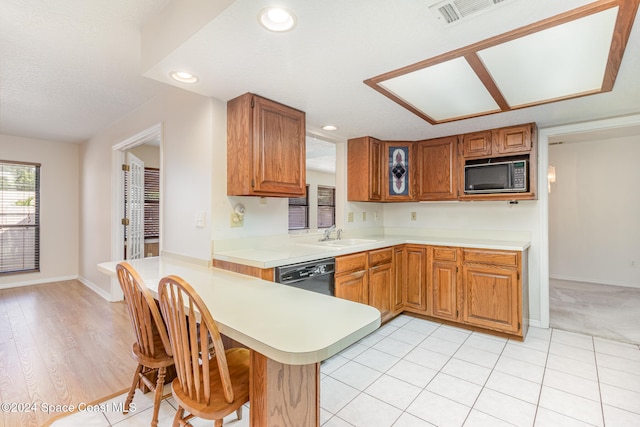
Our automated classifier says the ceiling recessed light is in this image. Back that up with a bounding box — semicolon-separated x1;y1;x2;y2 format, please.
169;71;199;83
322;125;338;131
258;7;297;32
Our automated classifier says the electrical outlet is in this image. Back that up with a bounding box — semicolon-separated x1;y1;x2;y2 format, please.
374;211;378;221
348;212;354;222
362;211;367;221
230;212;243;227
411;212;417;221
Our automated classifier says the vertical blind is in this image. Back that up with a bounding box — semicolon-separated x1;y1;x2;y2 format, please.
0;160;40;274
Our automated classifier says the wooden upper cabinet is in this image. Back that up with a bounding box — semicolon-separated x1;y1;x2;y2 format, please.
462;131;492;158
493;124;532;155
348;137;383;201
416;136;458;201
383;141;414;201
227;93;306;197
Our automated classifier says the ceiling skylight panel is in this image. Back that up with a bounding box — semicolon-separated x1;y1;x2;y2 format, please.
379;57;500;121
477;7;619;107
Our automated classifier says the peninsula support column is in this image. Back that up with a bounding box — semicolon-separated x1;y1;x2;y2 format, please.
250;350;320;426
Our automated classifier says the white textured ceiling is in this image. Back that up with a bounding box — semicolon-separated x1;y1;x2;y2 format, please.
1;0;640;144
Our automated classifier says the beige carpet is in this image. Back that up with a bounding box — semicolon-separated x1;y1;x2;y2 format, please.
550;278;640;345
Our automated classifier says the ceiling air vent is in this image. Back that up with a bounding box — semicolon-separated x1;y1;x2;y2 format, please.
430;0;512;25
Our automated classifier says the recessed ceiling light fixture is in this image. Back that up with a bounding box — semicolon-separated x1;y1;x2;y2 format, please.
169;71;199;83
322;125;338;131
258;7;297;32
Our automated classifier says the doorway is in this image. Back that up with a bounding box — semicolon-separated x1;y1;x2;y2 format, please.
541;117;640;344
109;124;162;300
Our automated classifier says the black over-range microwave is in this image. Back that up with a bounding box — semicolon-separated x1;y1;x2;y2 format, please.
464;160;528;194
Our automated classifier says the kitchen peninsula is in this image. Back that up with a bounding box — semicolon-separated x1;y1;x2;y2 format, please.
98;257;380;427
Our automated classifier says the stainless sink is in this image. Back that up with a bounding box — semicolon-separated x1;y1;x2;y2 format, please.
298;238;378;249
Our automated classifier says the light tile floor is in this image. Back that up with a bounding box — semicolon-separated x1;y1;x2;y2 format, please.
50;315;640;427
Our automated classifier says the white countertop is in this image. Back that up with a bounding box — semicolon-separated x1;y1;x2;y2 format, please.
98;256;381;365
214;233;531;269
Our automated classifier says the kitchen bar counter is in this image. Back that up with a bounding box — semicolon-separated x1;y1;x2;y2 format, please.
213;233;531;269
98;256;380;426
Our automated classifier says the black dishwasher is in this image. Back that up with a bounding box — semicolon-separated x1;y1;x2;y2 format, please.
274;258;335;296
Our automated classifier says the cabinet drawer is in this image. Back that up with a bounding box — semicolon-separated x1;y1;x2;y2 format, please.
463;249;519;267
368;248;393;267
432;246;457;262
336;252;367;275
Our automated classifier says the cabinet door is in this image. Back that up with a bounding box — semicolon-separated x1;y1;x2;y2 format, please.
461;265;519;333
335;270;367;304
348;137;382;201
462;131;492;158
252;96;306;195
494;124;531;154
431;261;458;321
416;136;458;201
384;142;414;201
369;262;393;322
404;245;427;313
392;246;405;313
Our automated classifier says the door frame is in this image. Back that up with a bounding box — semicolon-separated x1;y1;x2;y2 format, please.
538;113;640;329
109;123;163;301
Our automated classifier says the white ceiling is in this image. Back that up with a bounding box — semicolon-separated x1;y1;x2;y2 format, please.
2;0;640;144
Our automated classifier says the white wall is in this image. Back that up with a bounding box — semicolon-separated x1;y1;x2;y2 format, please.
549;136;640;287
0;135;79;288
79;87;215;295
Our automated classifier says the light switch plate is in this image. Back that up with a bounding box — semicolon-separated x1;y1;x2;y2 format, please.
348;212;354;222
230;212;243;227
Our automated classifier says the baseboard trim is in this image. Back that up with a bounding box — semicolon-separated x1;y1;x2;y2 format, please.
77;276;112;301
550;274;639;289
0;275;78;290
528;319;543;329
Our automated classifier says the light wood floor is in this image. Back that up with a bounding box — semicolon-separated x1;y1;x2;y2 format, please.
0;280;136;427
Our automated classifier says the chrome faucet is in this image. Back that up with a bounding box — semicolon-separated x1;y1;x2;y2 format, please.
336;228;343;240
321;225;336;241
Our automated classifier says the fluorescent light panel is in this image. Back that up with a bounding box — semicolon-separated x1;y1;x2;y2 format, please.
365;1;635;124
379;57;500;121
478;7;618;107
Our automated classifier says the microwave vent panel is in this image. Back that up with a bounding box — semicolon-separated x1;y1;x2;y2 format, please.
429;0;511;25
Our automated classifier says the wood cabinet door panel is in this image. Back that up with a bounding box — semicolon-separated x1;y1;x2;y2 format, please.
494;125;531;154
393;246;405;312
336;252;367;275
253;96;306;195
369;263;393;322
416;136;458;201
462;266;519;333
368;247;393;267
335;271;367;304
404;246;427;312
347;137;382;201
462;131;492;158
431;261;458;321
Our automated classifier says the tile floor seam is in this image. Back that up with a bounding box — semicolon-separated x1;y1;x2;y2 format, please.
530;327;552;427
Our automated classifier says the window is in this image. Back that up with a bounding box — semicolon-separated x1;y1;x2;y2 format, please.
317;186;335;229
288;185;309;230
0;160;40;274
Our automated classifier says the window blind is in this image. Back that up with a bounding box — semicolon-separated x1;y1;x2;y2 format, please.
288;185;309;230
0;161;40;274
317;186;335;229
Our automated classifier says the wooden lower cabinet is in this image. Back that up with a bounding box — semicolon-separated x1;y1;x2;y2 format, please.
335;252;368;304
461;249;523;335
368;248;394;322
403;245;427;313
335;248;394;322
392;246;405;314
428;246;460;321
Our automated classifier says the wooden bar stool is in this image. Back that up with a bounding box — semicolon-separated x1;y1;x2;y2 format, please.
158;275;250;427
116;262;174;427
